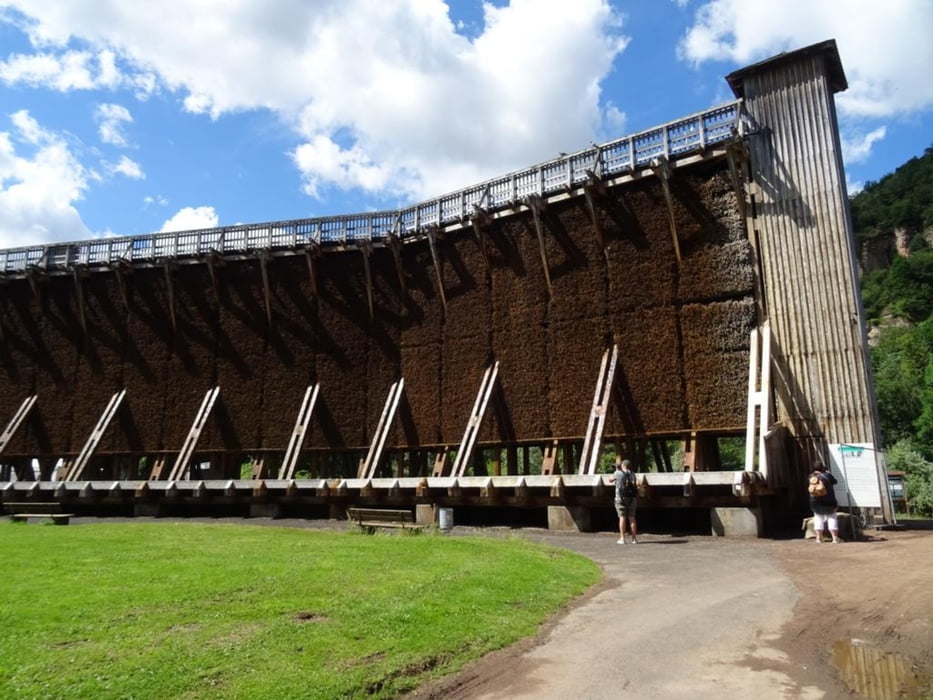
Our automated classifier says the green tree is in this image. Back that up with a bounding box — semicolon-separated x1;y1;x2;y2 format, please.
871;320;933;450
852;146;933;241
853;146;933;506
885;440;933;517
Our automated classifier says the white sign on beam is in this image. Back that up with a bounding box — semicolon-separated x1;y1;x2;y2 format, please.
827;443;882;508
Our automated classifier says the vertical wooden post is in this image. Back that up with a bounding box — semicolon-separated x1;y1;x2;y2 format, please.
526;195;553;297
490;451;501;477
651;156;682;269
115;265;130;313
584;170;608;250
73;268;87;335
387;234;406;296
164;260;177;332
426;228;447;314
471;206;491;271
359;242;374;320
304;246;319;297
259;251;273;325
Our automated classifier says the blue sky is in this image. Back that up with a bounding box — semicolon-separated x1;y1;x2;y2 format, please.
0;0;931;249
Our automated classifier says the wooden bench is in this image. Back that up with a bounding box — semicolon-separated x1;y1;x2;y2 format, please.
3;502;74;525
346;507;422;531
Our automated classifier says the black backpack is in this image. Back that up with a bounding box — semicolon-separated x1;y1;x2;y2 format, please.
622;473;638;497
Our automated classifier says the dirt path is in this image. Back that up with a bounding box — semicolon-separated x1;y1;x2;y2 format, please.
407;526;933;700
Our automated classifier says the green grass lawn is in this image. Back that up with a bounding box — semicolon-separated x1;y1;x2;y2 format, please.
0;521;600;699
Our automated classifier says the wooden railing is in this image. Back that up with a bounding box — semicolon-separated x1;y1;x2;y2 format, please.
0;101;742;277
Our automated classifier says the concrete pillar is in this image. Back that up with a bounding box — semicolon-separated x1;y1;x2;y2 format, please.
547;505;592;533
415;503;436;526
711;507;762;537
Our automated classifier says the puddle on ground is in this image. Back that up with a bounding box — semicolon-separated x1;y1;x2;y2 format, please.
832;638;924;699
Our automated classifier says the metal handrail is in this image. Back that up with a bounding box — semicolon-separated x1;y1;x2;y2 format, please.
0;100;742;277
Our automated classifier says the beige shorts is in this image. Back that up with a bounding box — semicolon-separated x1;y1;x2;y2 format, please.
614;497;637;518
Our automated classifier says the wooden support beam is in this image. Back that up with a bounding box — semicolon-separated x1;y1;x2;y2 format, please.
0;395;37;456
471;205;491;271
541;441;559;475
386;234;406;296
584;170;608;251
650;156;682;268
359;379;405;480
451;361;499;478
73;267;87;335
579;345;618;475
206;252;223;302
148;458;166;481
681;433;698;472
57;459;75;482
27;268;42;304
432;450;450;477
115;264;130;313
549;476;566;499
164;260;177;332
745;323;772;477
67;389;127;481
304;246;319;297
259;251;272;325
279;384;320;480
426;228;447;314
248;458;265;480
167;386;220;481
726;141;749;221
526;195;553;298
359;241;375;320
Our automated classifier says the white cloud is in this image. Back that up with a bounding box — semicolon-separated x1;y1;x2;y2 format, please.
292;135;390;199
841;126;886;165
0;110;91;248
95;103;133;146
0;49;121;91
160;206;219;233
143;194;168;207
108;155;144;179
677;0;933;119
604;103;627;136
0;0;628;202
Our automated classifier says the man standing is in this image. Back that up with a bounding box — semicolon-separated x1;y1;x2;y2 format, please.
808;461;840;543
611;458;639;544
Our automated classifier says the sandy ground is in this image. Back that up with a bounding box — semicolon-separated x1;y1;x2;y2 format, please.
406;524;933;700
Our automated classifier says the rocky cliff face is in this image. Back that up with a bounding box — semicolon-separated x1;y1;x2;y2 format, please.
859;226;933;274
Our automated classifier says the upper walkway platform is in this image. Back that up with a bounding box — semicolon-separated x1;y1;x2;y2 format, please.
0;101;743;279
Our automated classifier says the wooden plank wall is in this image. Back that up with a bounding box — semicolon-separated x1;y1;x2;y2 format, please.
739;49;881;450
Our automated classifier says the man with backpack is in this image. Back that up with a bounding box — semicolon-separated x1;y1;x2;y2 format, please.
808;460;840;543
610;457;639;544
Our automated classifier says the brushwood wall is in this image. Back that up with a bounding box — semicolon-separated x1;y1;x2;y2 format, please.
0;160;756;459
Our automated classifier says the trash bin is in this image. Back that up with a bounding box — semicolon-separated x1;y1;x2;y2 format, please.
438;507;453;531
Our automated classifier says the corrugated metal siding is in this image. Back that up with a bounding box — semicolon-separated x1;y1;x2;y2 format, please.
744;54;876;444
